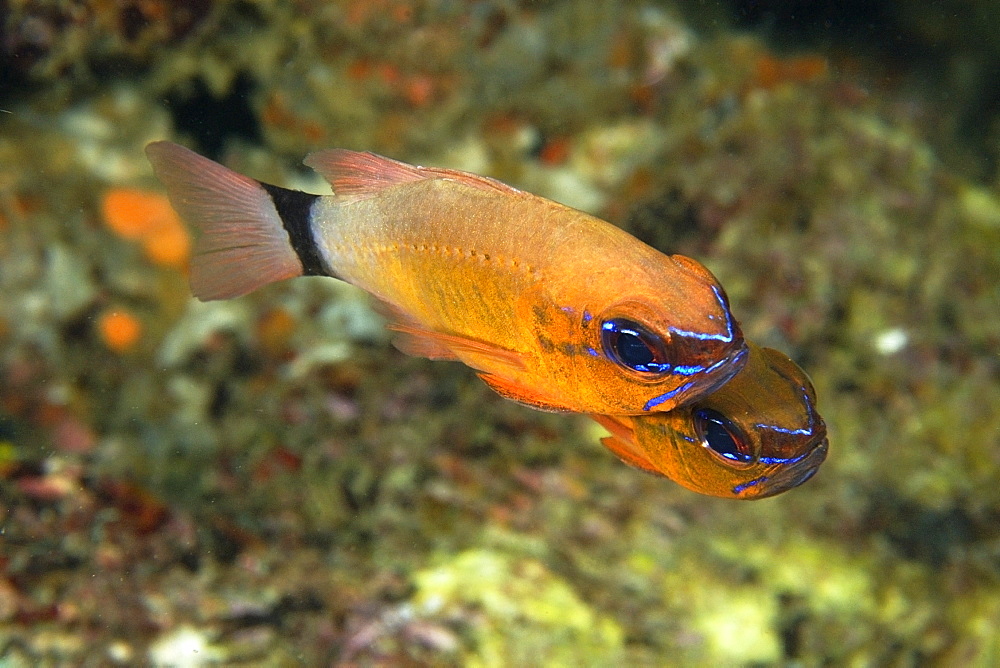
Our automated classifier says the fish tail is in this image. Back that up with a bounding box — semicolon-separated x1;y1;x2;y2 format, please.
145;141;326;300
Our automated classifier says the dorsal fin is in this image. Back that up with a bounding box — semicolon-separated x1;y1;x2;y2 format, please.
303;149;523;200
419;166;523;196
303;150;425;198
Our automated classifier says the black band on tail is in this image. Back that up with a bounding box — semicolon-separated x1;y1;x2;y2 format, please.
261;183;327;276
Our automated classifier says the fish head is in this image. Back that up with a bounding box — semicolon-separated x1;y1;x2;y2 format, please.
566;253;747;413
592;342;828;499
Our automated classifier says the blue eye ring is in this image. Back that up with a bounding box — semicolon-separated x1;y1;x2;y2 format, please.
601;318;671;375
695;408;754;465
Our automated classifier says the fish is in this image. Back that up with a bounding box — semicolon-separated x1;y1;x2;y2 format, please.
592;342;828;499
146;141;747;414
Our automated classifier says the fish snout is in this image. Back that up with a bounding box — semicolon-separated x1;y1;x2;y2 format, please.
744;436;829;499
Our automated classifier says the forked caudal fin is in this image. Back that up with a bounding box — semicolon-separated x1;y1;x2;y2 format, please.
145;141;324;301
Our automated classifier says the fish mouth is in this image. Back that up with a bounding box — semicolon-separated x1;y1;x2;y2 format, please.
735;437;829;499
641;341;748;412
712;342;749;391
690;342;750;398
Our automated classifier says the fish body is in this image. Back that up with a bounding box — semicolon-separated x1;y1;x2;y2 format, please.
146;141;746;414
593;342;828;499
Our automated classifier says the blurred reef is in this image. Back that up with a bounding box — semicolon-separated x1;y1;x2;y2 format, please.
1;0;999;664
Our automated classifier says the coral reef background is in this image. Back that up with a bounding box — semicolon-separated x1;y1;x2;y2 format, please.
1;0;998;664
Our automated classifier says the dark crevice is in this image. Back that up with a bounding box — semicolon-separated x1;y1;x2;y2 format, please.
163;72;262;159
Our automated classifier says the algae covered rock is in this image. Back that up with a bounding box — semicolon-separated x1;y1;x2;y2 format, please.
411;549;624;667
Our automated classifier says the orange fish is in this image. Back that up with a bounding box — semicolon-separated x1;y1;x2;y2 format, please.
592;342;828;499
146;141;747;414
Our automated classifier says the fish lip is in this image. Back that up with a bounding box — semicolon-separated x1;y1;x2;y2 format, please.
699;342;750;395
737;436;829;499
640;341;748;412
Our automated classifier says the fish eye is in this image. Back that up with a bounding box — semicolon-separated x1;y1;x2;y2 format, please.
695;409;753;464
601;318;670;375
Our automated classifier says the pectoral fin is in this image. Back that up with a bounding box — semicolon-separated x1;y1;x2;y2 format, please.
477;373;571;412
387;323;459;361
387;322;526;372
590;415;663;476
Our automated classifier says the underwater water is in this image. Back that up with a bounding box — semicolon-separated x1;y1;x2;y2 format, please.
1;0;999;664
